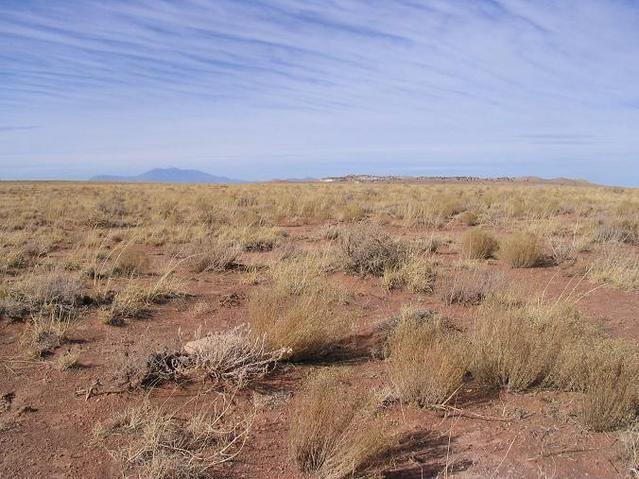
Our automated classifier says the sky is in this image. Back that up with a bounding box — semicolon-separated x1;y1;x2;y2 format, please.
1;0;639;185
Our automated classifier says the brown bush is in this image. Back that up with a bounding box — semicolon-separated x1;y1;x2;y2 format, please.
339;223;407;276
186;239;241;273
113;245;150;275
499;232;542;268
385;307;468;405
459;228;497;260
248;286;347;361
440;268;505;306
289;369;397;479
382;255;436;293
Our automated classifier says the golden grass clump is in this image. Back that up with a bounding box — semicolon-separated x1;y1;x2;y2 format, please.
471;298;590;391
248;286;347;361
580;352;639;431
289;369;397;479
385;307;468;406
499;232;542;268
339;222;407;276
382;254;436;293
459;228;498;260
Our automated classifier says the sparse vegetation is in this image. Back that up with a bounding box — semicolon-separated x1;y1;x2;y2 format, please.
385;307;468;406
499;232;542;268
289;370;397;479
459;228;498;260
3;181;639;476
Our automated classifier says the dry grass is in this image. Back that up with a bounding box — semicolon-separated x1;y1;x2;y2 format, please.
620;422;639;478
339;222;407;276
112;244;150;275
440;267;505;306
94;397;253;478
185;326;290;387
385;306;468;406
23;310;74;357
459;228;498;260
587;244;639;291
248;286;347;361
0;270;87;320
499;232;542;268
289;369;397;479
382;254;436;293
186;238;241;273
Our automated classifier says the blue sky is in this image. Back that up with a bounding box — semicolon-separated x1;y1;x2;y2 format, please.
2;0;639;185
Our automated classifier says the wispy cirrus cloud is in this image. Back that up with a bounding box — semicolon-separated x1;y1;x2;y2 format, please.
1;0;639;184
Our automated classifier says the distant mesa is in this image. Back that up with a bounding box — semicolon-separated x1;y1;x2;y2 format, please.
89;167;246;184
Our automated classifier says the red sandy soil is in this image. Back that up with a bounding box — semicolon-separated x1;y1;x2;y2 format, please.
1;224;637;478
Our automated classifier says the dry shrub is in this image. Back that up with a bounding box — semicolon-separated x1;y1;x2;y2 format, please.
55;349;81;371
594;217;638;245
440;268;505;306
0;271;87;320
587;244;639;291
185;326;290;387
620;423;639;477
187;239;241;273
459;228;497;260
289;370;397;479
382;255;436;293
102;271;184;324
578;340;639;431
458;210;478;226
230;226;282;252
268;253;338;298
499;232;542;268
385;307;468;406
94;398;252;478
339;222;407;276
546;234;578;266
248;287;347;361
23;310;74;357
471;299;590;391
112;244;150;275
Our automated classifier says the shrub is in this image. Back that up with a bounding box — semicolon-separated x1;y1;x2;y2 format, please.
382;255;436;293
499;232;541;268
471;299;588;391
0;271;86;319
594;218;638;245
112;244;150;275
385;307;468;405
186;239;241;273
459;228;497;260
587;244;639;291
94;399;252;478
289;370;397;479
248;287;347;361
184;327;290;387
23;310;74;357
339;223;407;276
458;210;478;226
440;268;505;306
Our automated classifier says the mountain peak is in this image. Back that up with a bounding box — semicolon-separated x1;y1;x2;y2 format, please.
89;167;246;184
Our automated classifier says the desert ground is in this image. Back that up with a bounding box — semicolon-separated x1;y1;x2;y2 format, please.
1;180;639;478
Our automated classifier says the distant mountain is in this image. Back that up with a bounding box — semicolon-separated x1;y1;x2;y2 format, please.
90;167;246;184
